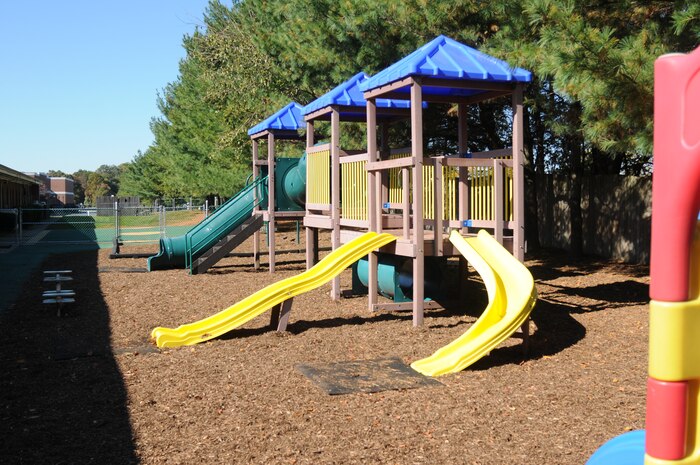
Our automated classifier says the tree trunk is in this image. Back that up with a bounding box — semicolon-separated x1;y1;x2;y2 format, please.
568;103;584;259
523;99;541;250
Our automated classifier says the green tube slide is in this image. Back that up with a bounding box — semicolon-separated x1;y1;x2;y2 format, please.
355;254;448;302
147;153;307;271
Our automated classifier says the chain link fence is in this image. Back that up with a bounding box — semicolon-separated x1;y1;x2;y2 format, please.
14;203;210;249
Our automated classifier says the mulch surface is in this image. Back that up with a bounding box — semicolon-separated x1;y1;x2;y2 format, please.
0;229;649;464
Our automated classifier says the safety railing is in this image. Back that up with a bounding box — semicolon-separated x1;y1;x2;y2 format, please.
306;143;331;211
340;153;369;225
366;148;515;241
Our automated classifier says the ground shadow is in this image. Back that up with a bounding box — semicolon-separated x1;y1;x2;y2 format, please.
527;248;649;281
0;247;138;464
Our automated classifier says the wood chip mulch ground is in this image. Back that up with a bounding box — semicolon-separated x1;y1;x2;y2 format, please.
0;230;649;464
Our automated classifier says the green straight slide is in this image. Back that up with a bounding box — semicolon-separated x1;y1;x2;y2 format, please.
147;176;269;271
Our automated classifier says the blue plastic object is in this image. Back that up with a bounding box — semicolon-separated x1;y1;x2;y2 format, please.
360;35;532;96
302;72;416;118
586;430;645;465
248;102;304;137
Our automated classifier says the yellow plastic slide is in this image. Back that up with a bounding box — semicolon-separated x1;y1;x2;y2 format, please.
151;232;396;348
411;230;537;376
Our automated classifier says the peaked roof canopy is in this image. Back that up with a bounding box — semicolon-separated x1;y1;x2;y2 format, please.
360;35;532;101
302;72;416;122
248;102;305;138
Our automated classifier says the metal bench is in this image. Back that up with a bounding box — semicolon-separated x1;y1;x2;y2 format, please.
42;270;75;316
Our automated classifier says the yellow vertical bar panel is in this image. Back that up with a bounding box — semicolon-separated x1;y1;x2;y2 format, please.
349;162;355;220
479;168;485;221
347;163;352;219
357;161;369;221
508;167;514;221
354;162;360;220
424;165;433;220
341;163;348;219
443;166;450;220
315;152;321;203
359;162;363;220
309;153;316;203
454;168;459;220
469;168;475;220
477;168;483;221
352;162;362;220
350;163;356;220
489;167;494;221
316;153;322;203
326;150;331;204
472;168;477;220
441;166;452;220
422;165;427;219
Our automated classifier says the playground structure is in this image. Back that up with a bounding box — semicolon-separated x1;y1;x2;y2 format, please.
150;35;538;375
248;102;307;273
587;48;700;463
147;103;307;274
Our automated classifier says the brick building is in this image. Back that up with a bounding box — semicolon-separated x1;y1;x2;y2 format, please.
49;177;75;207
24;173;75;207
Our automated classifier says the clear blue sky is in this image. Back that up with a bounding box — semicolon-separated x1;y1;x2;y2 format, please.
0;0;217;174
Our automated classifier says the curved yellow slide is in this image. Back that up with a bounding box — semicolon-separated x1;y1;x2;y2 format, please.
151;232;396;348
411;230;537;376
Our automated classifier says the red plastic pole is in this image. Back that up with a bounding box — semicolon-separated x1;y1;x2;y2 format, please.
649;48;700;302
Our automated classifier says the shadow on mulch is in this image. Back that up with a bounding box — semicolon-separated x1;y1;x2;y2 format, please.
0;249;138;464
527;248;649;280
466;249;649;371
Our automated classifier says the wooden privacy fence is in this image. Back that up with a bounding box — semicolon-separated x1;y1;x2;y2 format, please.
534;173;652;264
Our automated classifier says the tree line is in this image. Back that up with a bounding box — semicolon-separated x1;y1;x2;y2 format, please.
48;165;126;206
115;0;698;254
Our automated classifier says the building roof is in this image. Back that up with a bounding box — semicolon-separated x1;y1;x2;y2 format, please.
0;164;41;185
248;102;305;137
302;72;413;119
360;35;532;98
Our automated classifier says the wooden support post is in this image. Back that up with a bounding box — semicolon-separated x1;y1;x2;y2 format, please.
380;122;390;215
306;121;315;148
402;168;410;240
267;132;276;272
512;85;525;261
367;98;379;312
458;103;469;234
330;108;341;300
411;79;425;327
269;298;294;332
434;158;444;256
252;138;261;270
305;121;316;270
494;159;504;244
520;318;530;356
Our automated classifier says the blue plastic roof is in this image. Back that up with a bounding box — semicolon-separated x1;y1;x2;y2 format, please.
248;102;304;136
360;35;532;94
302;72;412;117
